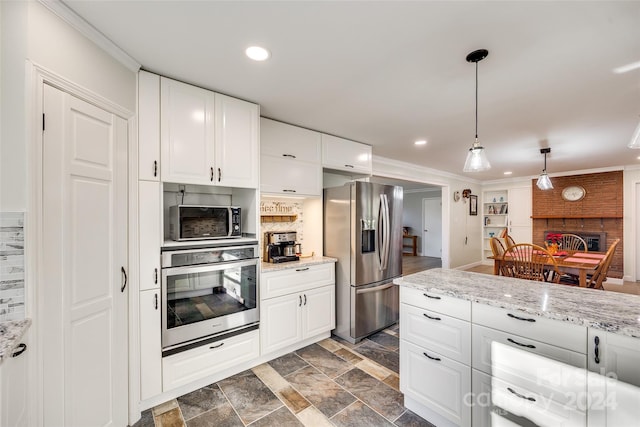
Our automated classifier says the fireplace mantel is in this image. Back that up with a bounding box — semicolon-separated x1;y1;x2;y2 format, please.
531;215;622;219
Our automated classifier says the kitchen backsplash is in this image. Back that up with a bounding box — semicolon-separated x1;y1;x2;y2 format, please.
260;199;305;252
0;212;25;321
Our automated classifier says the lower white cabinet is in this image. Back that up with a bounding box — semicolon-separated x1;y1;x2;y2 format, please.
260;262;335;355
139;289;162;401
0;331;29;427
261;284;335;355
163;329;259;391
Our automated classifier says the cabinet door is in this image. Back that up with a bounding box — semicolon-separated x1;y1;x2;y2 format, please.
214;94;259;188
0;332;29;427
260;294;303;355
302;285;335;338
321;134;372;174
260;118;321;162
400;339;471;427
139;181;161;291
508;187;532;242
260;155;322;196
138;71;160;181
160;77;215;185
139;289;162;401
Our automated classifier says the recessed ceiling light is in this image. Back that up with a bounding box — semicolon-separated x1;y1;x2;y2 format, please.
637;156;640;160
503;171;512;175
245;46;270;61
414;140;427;146
613;60;640;74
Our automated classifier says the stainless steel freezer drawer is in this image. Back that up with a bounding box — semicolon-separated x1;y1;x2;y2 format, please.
351;281;399;339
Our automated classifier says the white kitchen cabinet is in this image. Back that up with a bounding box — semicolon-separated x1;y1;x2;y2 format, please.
214;94;259;189
138;71;160;181
260;118;322;196
160;77;215;185
260;262;335;355
507;186;532;243
321;133;372;174
0;332;30;427
139;289;162;401
139;181;161;291
586;329;640;426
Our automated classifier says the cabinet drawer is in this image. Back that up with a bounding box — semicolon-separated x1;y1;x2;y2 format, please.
473;327;586;409
400;286;470;321
491;375;586;427
162;330;259;391
400;303;471;365
472;303;586;353
261;263;335;299
400;339;471;427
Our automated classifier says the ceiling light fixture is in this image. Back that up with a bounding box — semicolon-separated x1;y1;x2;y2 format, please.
503;171;512;175
463;49;491;172
415;140;427;146
627;122;640;149
536;148;553;190
245;46;270;61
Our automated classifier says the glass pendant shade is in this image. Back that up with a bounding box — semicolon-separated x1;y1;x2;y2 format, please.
536;172;553;190
628;122;640;149
463;141;491;172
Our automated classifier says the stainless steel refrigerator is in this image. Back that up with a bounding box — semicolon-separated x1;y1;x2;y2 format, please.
324;181;403;343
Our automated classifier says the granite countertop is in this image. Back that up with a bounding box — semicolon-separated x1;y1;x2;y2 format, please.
0;319;31;365
261;256;337;273
394;268;640;338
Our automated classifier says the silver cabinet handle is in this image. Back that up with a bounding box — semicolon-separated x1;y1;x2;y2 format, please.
120;266;127;292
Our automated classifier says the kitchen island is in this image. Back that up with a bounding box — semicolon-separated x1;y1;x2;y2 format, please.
393;268;640;427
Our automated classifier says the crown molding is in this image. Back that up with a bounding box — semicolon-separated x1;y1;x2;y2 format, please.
373;155;481;185
39;0;140;72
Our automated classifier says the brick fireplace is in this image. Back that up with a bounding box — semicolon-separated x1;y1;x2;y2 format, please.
532;171;623;278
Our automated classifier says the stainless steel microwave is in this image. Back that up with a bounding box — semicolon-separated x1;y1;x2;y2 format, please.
169;205;241;241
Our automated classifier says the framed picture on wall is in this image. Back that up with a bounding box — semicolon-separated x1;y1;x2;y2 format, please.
469;195;478;216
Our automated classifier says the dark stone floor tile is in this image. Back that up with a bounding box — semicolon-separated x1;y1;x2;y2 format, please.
217;370;283;425
268;352;309;377
285;365;356;418
331;334;364;349
366;331;400;351
132;409;154;427
353;340;399;373
185;404;244;427
394;409;437;427
155;407;185;427
335;368;405;420
295;343;352;378
248;406;304;427
177;384;227;421
331;400;395;427
388;323;400;333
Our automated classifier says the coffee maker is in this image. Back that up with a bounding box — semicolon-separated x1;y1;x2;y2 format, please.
264;231;300;263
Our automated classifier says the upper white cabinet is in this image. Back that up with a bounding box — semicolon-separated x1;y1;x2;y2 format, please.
214;94;259;188
160;76;259;188
321;133;372;174
260;118;322;196
139;71;160;181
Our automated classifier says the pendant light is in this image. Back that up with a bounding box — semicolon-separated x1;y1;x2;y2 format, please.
628;121;640;149
536;148;553;190
463;49;491;172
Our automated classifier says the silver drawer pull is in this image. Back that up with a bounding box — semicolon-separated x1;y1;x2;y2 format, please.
210;342;224;349
507;313;536;322
507;338;535;349
507;387;536;402
423;292;441;300
423;352;441;361
423;313;441;321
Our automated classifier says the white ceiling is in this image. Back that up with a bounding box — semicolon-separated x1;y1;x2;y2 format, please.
63;0;640;181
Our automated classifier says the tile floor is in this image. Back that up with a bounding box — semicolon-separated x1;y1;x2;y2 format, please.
134;324;434;427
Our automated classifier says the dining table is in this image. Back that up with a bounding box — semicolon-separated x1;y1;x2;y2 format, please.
488;249;607;287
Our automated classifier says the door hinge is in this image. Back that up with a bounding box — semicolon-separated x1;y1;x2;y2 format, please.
42;113;45;131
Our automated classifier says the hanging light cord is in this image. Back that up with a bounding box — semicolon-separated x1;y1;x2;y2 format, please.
543;152;547;172
475;60;479;141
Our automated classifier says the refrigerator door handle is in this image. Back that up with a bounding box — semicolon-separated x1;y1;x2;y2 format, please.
380;194;390;270
355;283;395;294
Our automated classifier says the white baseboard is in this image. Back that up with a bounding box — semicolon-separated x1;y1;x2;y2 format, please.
605;277;624;285
455;261;483;271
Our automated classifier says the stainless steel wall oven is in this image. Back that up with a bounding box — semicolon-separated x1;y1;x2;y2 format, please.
161;243;259;353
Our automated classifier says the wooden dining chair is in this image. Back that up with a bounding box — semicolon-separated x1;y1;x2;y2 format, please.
505;234;517;249
489;237;510;276
559;234;588;252
503;243;560;283
585;238;620;290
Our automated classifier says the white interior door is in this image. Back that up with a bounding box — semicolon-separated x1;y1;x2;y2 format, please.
42;84;128;427
422;198;442;257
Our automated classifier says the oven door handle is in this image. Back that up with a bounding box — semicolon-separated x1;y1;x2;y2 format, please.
162;258;258;277
161;245;259;266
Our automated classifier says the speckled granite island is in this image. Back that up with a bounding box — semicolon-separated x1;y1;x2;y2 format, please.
0;319;31;365
393;268;640;427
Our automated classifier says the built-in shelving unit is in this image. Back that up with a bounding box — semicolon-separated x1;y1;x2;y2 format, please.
482;190;508;260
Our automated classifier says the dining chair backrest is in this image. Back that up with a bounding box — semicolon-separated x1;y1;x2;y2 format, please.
560;234;588;252
587;238;620;290
490;237;505;257
505;234;517;249
503;243;560;283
